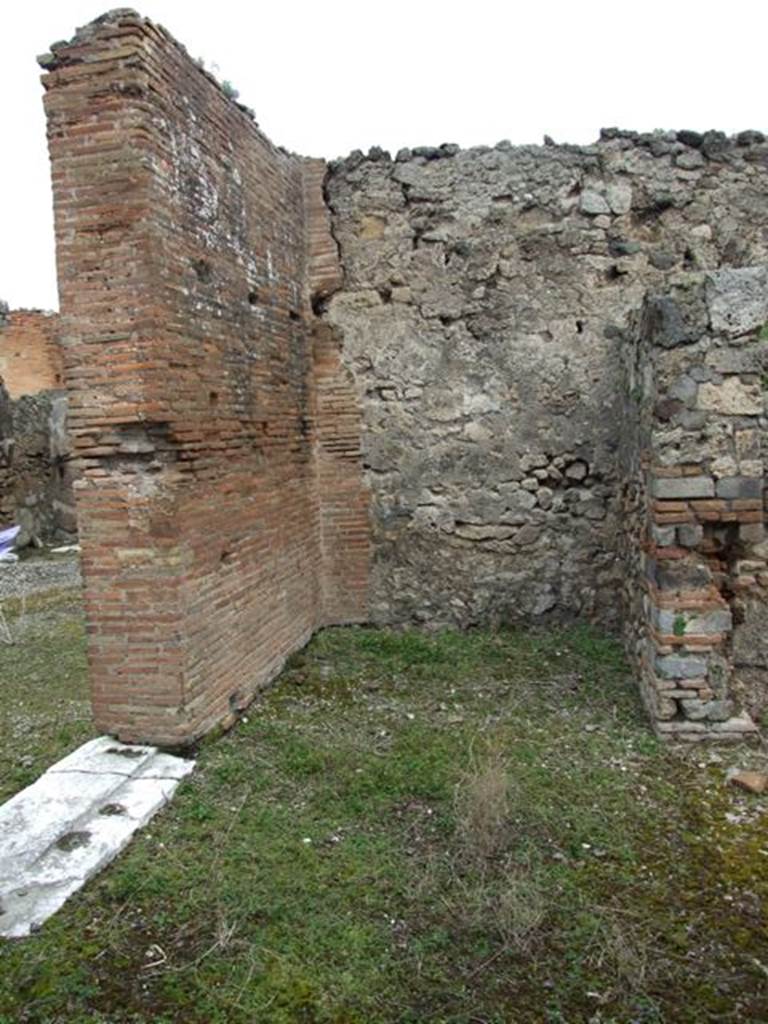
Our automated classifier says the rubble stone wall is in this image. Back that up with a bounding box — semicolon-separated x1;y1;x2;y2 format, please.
40;9;768;744
0;386;76;543
324;134;768;629
0;309;75;542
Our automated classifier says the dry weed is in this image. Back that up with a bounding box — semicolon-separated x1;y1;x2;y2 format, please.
454;743;512;866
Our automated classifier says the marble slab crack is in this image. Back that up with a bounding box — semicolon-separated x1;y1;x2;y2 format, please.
0;736;195;938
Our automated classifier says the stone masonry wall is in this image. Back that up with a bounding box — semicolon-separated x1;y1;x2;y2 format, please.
41;11;368;745
324;133;768;629
0;309;63;399
0;386;76;543
624;269;768;739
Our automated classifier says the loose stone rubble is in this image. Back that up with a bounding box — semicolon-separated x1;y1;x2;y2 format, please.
730;770;768;795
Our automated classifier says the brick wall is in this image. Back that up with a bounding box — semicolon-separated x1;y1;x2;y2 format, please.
0;310;63;399
41;11;368;745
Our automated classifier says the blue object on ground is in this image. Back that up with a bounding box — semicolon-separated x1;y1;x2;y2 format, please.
0;526;21;555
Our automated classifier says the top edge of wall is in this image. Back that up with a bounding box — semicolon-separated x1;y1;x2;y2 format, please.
36;8;300;163
328;128;768;171
35;10;768;170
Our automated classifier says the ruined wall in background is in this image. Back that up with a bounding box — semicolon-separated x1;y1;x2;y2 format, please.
325;132;768;629
0;390;76;544
41;11;368;745
0;309;75;542
0;310;63;399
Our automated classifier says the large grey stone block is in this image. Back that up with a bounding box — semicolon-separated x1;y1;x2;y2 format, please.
715;476;763;499
656;654;709;679
706;265;768;338
652;476;714;499
654;608;732;635
681;698;734;721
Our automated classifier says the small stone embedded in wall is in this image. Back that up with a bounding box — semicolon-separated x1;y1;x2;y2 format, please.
705;265;768;337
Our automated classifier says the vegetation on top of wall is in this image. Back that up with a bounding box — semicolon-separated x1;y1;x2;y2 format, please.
193;56;254;118
219;80;240;101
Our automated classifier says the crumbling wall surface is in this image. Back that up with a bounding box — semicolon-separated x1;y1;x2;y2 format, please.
41;11;368;745
303;160;370;625
625;268;768;740
324;131;768;627
0;310;63;399
0;308;74;541
0;387;76;543
0;382;13;525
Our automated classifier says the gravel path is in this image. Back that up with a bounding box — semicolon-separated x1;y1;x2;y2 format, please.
0;554;82;599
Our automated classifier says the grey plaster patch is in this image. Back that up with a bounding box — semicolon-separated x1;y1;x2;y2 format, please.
0;736;194;938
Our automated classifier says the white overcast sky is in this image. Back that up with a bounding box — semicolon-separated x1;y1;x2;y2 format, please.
2;1;766;311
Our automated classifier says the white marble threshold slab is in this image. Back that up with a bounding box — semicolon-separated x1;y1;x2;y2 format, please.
0;735;195;938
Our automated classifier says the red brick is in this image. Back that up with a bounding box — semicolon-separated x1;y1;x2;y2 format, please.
42;12;370;746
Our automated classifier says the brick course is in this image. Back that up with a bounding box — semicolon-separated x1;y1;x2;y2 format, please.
42;11;368;744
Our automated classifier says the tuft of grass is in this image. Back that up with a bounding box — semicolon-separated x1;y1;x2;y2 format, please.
454;742;512;866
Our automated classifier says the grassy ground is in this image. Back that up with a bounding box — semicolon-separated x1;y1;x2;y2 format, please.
0;589;91;802
1;607;768;1023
